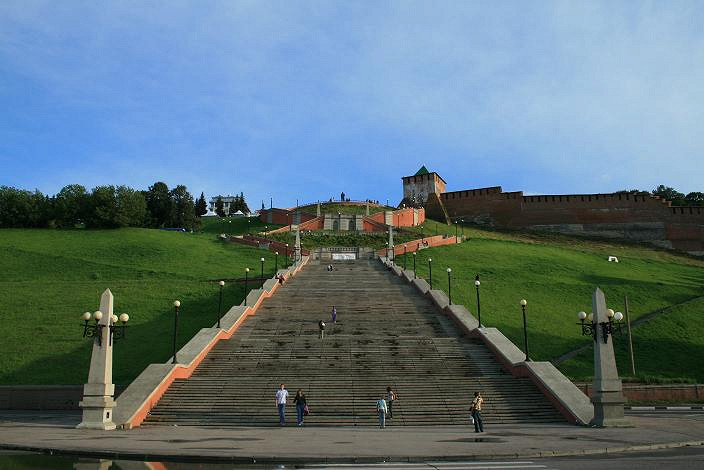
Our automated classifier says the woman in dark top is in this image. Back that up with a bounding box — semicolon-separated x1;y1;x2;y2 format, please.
293;389;307;426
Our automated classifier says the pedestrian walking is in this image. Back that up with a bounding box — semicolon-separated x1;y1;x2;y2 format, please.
331;306;337;324
376;394;388;428
470;391;484;433
386;386;397;419
318;320;326;339
293;389;307;426
275;383;289;426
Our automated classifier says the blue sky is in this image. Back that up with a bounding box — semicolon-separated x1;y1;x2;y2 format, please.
1;1;703;208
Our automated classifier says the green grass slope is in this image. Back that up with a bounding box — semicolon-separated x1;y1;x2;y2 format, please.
0;228;280;385
395;224;704;382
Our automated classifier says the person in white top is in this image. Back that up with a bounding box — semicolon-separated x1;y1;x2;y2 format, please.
376;395;388;428
275;383;289;425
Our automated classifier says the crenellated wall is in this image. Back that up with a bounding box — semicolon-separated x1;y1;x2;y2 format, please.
425;185;704;255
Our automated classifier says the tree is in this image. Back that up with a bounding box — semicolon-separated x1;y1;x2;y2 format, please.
171;185;196;229
85;185;119;228
145;182;172;228
215;196;225;217
0;186;49;228
239;191;250;214
652;185;686;206
54;184;88;228
115;186;147;227
685;192;704;205
195;192;208;217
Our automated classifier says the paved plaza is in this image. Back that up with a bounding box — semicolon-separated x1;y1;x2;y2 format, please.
1;411;703;463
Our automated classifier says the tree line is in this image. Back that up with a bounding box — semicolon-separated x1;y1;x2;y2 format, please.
0;182;221;230
617;185;704;206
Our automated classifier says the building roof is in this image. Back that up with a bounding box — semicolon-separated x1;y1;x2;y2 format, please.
402;166;446;184
414;165;430;176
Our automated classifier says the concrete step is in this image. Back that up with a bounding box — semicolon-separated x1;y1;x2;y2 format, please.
143;260;564;427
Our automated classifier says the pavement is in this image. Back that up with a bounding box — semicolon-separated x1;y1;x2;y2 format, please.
1;411;703;464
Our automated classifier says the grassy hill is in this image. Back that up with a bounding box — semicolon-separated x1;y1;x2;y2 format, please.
0;228;279;385
299;202;394;215
395;221;704;382
199;215;281;235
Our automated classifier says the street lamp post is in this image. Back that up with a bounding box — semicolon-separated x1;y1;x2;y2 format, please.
217;281;224;328
475;275;481;327
461;219;464;237
275;251;279;272
172;300;181;364
244;268;249;306
455;220;458;242
447;268;452;304
403;245;407;270
413;252;417;278
285;244;289;268
520;299;529;361
260;257;265;281
391;244;395;263
428;258;433;288
265;225;268;236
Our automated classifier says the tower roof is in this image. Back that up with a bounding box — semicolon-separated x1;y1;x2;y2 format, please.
414;165;430;176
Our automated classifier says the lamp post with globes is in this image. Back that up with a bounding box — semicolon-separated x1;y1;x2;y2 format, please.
520;299;529;361
413;252;417;278
217;281;225;328
172;300;181;364
285;244;289;268
577;309;624;343
81;310;129;346
260;257;265;281
275;251;279;272
428;258;433;288
447;268;452;304
474;275;481;327
403;245;408;270
454;220;458;242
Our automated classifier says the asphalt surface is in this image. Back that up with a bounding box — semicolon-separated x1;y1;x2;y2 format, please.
0;410;703;466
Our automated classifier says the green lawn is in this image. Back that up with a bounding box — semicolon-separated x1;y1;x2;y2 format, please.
299;203;393;215
395;227;704;382
559;297;704;382
0;228;280;385
199;215;281;235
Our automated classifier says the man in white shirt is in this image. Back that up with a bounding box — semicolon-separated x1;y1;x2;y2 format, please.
275;383;289;425
376;395;388;429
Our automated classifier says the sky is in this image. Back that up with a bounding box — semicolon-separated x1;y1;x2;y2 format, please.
1;1;703;208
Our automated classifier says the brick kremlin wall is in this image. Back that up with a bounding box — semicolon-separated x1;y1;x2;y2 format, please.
426;186;704;255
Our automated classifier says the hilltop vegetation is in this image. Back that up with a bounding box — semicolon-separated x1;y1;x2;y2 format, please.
0;228;279;385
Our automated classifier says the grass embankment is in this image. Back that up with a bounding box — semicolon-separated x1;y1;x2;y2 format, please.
299;203;393;215
0;228;280;385
395;223;704;382
199;215;281;235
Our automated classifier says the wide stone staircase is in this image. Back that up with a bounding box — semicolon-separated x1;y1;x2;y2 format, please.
144;260;564;426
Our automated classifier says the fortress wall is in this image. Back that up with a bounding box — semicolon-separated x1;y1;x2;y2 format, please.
432;185;704;254
440;188;523;226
